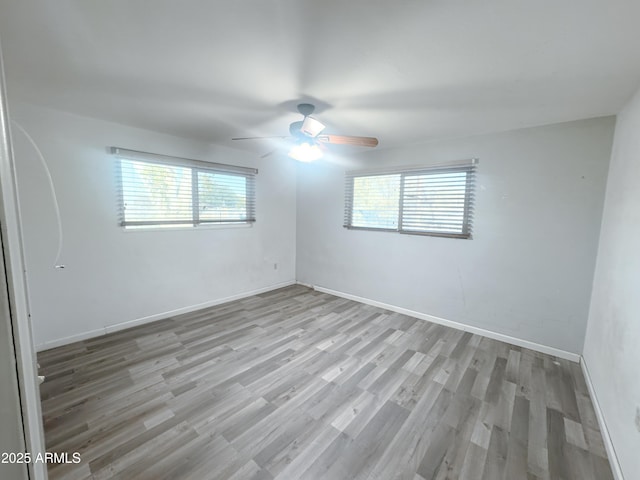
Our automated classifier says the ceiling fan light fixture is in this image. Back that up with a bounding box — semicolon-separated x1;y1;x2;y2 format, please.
288;142;323;162
300;116;325;137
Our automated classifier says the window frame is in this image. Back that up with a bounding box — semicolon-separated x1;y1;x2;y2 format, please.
344;160;477;239
112;147;257;229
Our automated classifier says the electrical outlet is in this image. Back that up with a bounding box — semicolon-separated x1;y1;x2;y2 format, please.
274;263;278;270
635;406;640;432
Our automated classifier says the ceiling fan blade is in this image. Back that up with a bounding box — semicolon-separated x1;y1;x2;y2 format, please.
316;135;379;147
260;149;277;159
232;136;290;140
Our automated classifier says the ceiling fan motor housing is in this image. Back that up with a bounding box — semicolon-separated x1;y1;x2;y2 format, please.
291;104;325;138
289;121;305;137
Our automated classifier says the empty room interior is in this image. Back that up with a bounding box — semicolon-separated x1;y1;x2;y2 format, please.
0;1;639;479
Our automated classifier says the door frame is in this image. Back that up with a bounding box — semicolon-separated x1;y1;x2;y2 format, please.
0;38;48;480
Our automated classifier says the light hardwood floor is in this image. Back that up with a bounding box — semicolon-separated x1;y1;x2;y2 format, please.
38;285;614;479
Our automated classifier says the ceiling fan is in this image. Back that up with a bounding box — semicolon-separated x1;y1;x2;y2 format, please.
232;103;379;161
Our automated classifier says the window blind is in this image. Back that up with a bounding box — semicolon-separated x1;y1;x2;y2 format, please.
344;160;476;239
112;147;256;228
350;174;401;229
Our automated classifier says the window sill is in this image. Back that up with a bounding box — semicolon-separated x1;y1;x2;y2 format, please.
344;225;471;239
121;223;254;233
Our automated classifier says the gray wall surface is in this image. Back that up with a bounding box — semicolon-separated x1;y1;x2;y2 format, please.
583;86;640;479
297;118;615;354
11;103;297;349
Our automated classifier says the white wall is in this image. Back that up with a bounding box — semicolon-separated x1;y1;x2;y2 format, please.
10;103;297;350
583;87;640;479
297;118;615;354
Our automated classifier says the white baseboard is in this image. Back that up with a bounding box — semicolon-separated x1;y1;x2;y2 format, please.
36;281;296;352
36;327;106;352
312;285;581;363
580;358;625;480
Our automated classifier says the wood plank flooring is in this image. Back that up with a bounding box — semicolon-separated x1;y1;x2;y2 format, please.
38;285;614;479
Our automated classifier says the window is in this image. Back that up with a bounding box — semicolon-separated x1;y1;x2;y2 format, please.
112;147;256;228
344;161;476;238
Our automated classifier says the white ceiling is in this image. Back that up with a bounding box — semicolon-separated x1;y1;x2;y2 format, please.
1;0;640;151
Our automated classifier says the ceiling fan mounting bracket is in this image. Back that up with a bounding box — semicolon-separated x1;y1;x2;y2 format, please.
297;103;315;117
